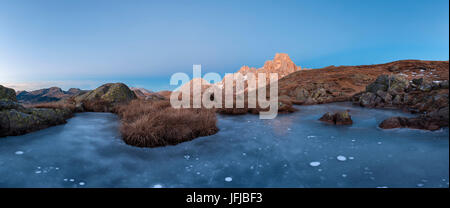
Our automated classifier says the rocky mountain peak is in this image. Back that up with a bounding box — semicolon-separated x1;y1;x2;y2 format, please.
261;53;301;76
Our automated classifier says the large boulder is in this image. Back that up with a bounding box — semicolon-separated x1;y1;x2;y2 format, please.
358;92;378;107
366;83;387;94
335;111;353;125
386;75;409;95
0;85;17;101
74;83;137;112
440;80;449;89
366;75;389;93
0;100;23;111
365;74;408;95
379;117;408;129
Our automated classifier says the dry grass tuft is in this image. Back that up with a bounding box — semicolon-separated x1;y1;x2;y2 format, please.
117;100;219;147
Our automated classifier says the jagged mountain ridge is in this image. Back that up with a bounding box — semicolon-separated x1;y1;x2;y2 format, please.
17;87;84;104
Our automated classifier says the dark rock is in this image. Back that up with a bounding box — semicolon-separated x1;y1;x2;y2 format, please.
0;100;23;111
379;117;407;129
0;85;17;101
359;92;377;107
319;112;335;124
0;108;72;137
379;113;447;131
376;90;392;103
319;111;353;125
356;74;449;131
386;75;409;95
418;80;433;92
335;111;353;125
366;83;387;93
411;78;424;87
392;95;403;105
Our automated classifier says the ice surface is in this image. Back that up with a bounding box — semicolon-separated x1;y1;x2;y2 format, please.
337;155;347;161
0;104;448;188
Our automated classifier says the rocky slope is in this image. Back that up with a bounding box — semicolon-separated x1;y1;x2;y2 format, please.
353;74;449;130
278;60;449;105
17;87;83;104
0;85;73;137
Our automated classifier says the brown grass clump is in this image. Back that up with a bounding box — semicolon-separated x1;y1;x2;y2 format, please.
116;100;219;148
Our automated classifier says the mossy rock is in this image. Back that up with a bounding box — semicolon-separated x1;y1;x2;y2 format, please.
0;107;72;137
0;85;17;101
0;100;24;111
387;75;409;95
319;111;353;125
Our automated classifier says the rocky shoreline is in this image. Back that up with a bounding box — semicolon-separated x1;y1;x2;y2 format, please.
1;85;73;137
353;75;449;130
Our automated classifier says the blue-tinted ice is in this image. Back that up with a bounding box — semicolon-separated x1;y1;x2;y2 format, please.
0;102;448;188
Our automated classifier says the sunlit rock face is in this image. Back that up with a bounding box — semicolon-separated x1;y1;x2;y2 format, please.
215;53;302;92
259;53;302;77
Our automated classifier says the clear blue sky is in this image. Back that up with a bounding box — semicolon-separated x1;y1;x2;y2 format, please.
0;0;448;91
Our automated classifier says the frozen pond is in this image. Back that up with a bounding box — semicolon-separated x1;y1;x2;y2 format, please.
0;102;448;188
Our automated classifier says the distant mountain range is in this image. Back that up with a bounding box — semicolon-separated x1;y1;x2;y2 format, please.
16;87;86;104
15;86;160;104
177;53;303;94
